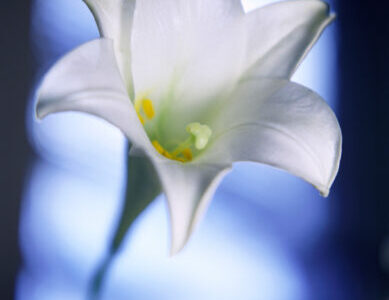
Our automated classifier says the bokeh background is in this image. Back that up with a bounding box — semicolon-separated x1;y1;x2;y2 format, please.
1;0;388;299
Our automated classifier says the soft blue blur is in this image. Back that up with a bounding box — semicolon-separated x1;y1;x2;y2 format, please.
17;0;338;299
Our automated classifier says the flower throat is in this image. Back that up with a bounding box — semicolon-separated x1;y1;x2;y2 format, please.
135;96;212;163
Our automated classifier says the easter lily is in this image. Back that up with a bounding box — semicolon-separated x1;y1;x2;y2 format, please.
36;0;341;256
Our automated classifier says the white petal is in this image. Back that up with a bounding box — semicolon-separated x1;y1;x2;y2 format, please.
243;0;334;79
203;79;342;197
84;0;135;96
146;159;231;255
131;0;246;107
35;37;231;255
36;39;149;148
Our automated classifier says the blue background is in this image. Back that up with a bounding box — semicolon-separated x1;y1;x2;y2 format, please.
0;0;387;299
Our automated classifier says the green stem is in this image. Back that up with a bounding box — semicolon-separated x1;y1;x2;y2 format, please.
88;147;161;299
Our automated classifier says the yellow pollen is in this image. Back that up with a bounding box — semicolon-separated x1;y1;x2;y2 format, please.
152;140;164;155
139;100;211;163
182;148;193;161
164;151;173;159
135;96;155;125
142;99;155;119
152;140;193;162
152;140;173;159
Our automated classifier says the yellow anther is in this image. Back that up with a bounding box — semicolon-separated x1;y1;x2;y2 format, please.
134;95;155;125
150;121;211;163
152;140;173;159
176;157;186;163
164;151;173;159
142;99;155;119
152;140;164;155
182;148;193;161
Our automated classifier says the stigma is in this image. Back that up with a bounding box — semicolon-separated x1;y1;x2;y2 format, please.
135;96;211;163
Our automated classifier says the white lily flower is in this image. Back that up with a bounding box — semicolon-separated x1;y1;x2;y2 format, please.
36;0;341;255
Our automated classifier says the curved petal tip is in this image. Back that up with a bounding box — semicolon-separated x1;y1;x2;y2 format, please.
153;163;231;256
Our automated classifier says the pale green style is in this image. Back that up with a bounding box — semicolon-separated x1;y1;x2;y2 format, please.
36;0;341;255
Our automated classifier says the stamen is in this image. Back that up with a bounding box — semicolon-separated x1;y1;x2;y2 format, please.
164;151;173;159
135;95;155;125
152;140;164;154
182;148;193;161
137;97;211;163
152;140;173;159
171;137;193;157
142;99;155;119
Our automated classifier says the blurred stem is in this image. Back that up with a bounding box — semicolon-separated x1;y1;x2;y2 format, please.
88;147;161;299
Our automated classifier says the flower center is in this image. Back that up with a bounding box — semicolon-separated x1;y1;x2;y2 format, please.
135;96;212;163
